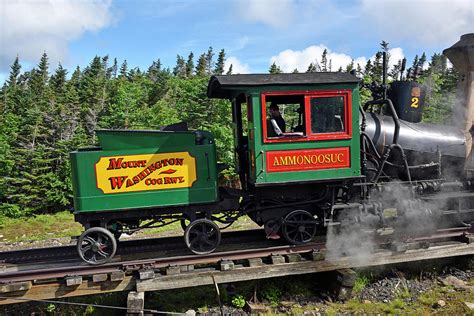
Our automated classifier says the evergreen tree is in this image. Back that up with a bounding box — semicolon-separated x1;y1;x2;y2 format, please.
50;63;67;94
292;68;299;73
147;59;162;81
345;59;354;73
173;55;186;77
214;49;225;75
185;52;194;77
409;54;419;79
389;59;403;80
29;52;49;95
80;56;108;137
205;47;214;75
269;62;283;74
321;49;328;72
7;56;21;87
111;58;118;79
119;60;128;79
373;52;383;83
226;64;233;75
195;53;207;76
306;62;319;73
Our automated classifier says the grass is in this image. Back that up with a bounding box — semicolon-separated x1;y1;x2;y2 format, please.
0;211;83;242
0;211;259;243
353;273;372;294
325;281;474;315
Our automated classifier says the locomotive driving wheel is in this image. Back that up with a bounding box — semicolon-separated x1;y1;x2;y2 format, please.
184;218;221;255
282;210;317;245
77;227;117;265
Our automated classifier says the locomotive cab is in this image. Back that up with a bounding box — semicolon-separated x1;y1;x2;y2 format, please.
207;73;362;191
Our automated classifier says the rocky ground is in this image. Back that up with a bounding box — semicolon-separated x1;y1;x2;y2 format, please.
2;259;473;315
195;263;474;315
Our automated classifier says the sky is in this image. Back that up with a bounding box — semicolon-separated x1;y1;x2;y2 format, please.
0;0;473;83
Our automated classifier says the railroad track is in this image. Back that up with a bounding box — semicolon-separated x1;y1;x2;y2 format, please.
1;226;472;284
0;229;273;264
0;227;473;306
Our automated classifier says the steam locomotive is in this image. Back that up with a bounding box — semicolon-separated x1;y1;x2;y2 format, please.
71;34;474;264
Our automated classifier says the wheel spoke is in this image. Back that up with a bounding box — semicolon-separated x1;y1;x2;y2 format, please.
299;231;304;242
189;236;200;247
81;245;92;252
283;210;317;245
97;249;110;258
186;219;220;254
203;238;216;247
83;236;96;245
286;227;297;234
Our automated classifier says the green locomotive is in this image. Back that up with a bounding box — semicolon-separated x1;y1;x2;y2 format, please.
72;57;474;264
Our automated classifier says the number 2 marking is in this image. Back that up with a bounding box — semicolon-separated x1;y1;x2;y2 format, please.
411;97;419;108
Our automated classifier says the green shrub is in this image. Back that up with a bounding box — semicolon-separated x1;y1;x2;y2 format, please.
231;294;246;308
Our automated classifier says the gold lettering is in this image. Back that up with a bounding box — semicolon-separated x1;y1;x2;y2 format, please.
273;157;280;166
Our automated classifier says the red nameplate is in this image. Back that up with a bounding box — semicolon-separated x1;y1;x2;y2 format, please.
266;147;350;173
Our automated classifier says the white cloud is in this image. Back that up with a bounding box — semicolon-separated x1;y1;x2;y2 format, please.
0;0;114;71
270;45;405;73
386;47;404;69
361;0;473;44
237;0;295;28
270;45;367;73
225;56;251;74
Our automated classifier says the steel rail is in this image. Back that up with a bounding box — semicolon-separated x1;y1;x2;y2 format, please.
1;226;472;284
0;242;324;283
0;228;269;264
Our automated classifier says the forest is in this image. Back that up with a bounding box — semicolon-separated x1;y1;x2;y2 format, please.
0;44;459;218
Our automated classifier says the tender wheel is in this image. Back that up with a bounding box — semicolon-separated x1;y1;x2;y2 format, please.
282;210;317;245
77;227;117;265
184;219;221;255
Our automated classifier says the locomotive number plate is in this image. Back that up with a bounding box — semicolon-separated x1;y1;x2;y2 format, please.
95;152;197;194
266;147;350;173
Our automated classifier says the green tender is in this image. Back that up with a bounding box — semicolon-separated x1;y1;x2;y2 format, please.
70;130;218;213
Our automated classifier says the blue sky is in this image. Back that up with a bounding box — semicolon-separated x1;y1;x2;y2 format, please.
0;0;473;83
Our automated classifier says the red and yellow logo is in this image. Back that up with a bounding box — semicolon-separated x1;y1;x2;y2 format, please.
266;147;350;173
95;152;196;194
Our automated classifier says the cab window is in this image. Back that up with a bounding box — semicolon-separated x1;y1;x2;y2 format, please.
264;95;305;138
262;90;352;143
310;96;345;134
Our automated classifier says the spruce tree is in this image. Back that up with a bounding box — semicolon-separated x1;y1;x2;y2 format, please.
226;64;233;75
147;59;162;81
269;62;283;74
7;56;21;87
29;52;49;96
195;53;207;76
119;60;128;79
345;59;354;73
50;63;68;94
214;49;225;75
321;49;328;72
205;47;214;75
306;62;318;73
173;55;186;77
186;52;194;77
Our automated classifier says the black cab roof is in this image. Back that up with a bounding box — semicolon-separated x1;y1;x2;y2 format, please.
207;72;359;99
